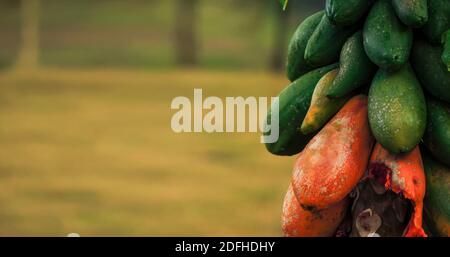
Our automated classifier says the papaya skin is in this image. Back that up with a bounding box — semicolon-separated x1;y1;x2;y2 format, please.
392;0;428;28
286;11;324;82
304;15;359;67
282;184;349;237
442;30;450;71
421;0;450;44
301;69;350;135
422;154;450;237
423;98;450;166
327;31;377;98
265;63;338;156
325;0;375;26
368;144;427;237
411;39;450;103
292;95;374;210
363;0;413;71
368;64;427;154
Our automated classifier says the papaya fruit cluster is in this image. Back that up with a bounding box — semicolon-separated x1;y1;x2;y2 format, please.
265;0;450;237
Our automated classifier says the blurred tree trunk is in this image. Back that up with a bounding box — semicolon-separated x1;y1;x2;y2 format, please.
175;0;198;67
16;0;40;69
270;4;290;72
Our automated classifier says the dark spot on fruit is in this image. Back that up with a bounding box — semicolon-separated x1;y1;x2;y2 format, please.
300;204;323;219
368;162;390;185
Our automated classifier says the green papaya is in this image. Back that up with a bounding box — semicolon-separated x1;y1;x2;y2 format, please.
442;30;450;71
286;11;324;82
304;15;359;67
423;154;450;237
422;0;450;44
423;98;450;166
392;0;428;28
327;31;377;98
264;63;339;156
363;0;413;71
325;0;375;26
411;39;450;103
368;64;427;154
301;69;350;134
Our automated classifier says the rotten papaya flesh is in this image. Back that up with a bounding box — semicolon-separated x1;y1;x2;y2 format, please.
350;178;413;237
286;11;324;82
264;63;338;156
366;144;427;237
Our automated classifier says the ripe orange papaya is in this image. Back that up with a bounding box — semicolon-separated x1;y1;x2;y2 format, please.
291;95;374;211
282;184;349;237
368;144;427;237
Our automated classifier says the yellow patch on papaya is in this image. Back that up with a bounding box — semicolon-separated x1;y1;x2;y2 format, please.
301;69;350;134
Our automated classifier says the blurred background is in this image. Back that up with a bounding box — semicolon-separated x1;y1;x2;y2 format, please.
0;0;321;236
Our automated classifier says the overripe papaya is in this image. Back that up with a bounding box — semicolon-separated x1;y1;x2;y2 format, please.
350;175;414;237
327;31;377;98
292;95;374;210
286;11;324;82
423;154;450;237
368;64;426;154
392;0;428;28
366;144;427;237
421;0;450;44
301;69;350;134
423;98;450;166
363;0;413;70
304;15;359;67
325;0;375;26
411;39;450;103
264;63;338;156
282;184;349;237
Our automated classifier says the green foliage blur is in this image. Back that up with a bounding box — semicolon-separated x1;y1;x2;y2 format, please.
0;0;321;70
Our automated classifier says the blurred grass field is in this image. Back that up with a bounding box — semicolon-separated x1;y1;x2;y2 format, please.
0;0;321;236
0;69;295;236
